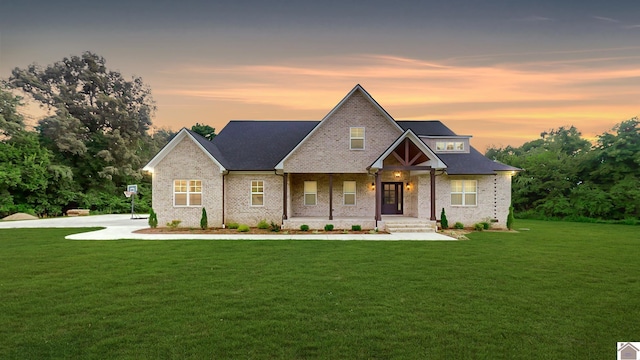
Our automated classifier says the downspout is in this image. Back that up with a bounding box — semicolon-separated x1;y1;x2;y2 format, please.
275;171;287;223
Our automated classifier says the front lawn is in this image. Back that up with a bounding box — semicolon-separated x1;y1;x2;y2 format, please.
1;220;638;359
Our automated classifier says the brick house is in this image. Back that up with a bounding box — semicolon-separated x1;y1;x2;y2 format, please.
144;85;519;230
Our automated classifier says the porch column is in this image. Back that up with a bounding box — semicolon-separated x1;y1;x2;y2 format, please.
282;173;288;220
328;173;333;220
430;168;436;221
375;171;382;221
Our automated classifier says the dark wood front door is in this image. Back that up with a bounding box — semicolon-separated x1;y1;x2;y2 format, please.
381;182;403;214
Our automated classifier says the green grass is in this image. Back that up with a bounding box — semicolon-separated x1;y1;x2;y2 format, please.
1;221;639;359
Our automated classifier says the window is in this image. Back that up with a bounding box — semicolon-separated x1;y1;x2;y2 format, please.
436;141;464;152
343;181;356;205
350;127;365;150
174;180;202;206
451;180;477;206
304;181;317;205
251;180;264;206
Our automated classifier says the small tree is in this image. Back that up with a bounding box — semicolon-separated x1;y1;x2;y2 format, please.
440;208;449;229
148;208;158;228
200;208;208;230
507;206;515;230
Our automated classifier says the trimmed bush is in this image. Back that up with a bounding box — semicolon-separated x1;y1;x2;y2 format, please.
148;208;158;228
507;206;515;230
227;222;239;229
257;219;269;229
200;208;208;230
269;221;281;232
324;224;334;231
440;208;448;229
300;224;310;232
454;222;464;229
238;224;250;232
474;223;484;231
351;225;362;231
481;221;490;230
167;220;181;229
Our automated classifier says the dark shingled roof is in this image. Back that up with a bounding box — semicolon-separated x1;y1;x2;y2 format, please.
205;121;318;170
397;120;519;175
190;119;518;174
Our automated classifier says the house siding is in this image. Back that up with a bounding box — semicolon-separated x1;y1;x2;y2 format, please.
152;136;223;228
224;173;283;226
284;90;403;173
433;173;512;228
289;174;376;218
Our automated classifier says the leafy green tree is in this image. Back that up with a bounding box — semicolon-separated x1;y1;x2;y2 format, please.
8;52;156;188
191;123;216;141
0;85;25;137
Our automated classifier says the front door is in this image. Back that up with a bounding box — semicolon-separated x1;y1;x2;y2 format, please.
381;182;403;214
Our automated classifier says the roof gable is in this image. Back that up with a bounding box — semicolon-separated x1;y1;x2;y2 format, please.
276;84;404;170
143;128;226;172
370;129;447;170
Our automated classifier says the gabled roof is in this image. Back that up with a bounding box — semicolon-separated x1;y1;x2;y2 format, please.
143;128;227;172
369;129;447;170
397;120;520;175
275;84;404;170
210;121;318;170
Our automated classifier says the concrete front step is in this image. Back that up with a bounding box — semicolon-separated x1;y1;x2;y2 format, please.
385;222;436;233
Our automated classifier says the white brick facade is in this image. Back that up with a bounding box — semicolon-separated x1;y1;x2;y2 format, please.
152;136;223;228
283;91;403;173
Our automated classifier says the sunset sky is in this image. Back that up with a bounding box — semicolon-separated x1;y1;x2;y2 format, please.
1;0;638;150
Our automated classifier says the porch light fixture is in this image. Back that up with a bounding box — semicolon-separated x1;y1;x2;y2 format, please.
406;182;411;190
371;182;375;189
394;171;401;178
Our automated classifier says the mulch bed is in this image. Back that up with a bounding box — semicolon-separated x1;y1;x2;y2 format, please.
135;227;389;235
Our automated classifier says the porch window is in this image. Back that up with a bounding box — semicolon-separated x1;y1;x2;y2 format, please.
350;127;365;150
174;180;202;206
451;180;477;206
251;180;264;206
304;181;317;205
343;181;356;205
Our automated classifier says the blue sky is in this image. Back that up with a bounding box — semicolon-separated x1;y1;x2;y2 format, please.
1;0;639;149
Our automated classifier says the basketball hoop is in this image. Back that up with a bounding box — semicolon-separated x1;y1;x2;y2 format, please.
124;191;133;198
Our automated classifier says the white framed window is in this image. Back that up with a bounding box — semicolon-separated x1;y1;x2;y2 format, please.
451;180;477;206
174;180;202;206
304;181;317;206
251;180;264;206
343;181;356;205
436;141;464;152
350;127;365;150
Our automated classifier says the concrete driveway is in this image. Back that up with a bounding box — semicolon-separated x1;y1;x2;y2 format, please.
0;214;456;241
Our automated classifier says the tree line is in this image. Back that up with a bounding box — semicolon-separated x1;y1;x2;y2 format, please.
486;119;640;222
0;52;212;217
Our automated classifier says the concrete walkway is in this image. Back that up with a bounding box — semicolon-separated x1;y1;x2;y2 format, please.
0;214;456;241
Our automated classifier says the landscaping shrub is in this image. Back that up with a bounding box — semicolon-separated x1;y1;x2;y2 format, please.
474;223;484;231
167;220;181;229
454;222;464;229
257;219;269;229
351;225;362;231
227;222;239;229
238;224;250;232
481;221;490;230
324;224;334;231
300;224;310;231
440;208;448;229
269;221;281;232
148;209;158;228
200;208;208;230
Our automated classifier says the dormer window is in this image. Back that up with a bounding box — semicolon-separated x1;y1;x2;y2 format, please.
350;127;365;150
436;141;464;152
